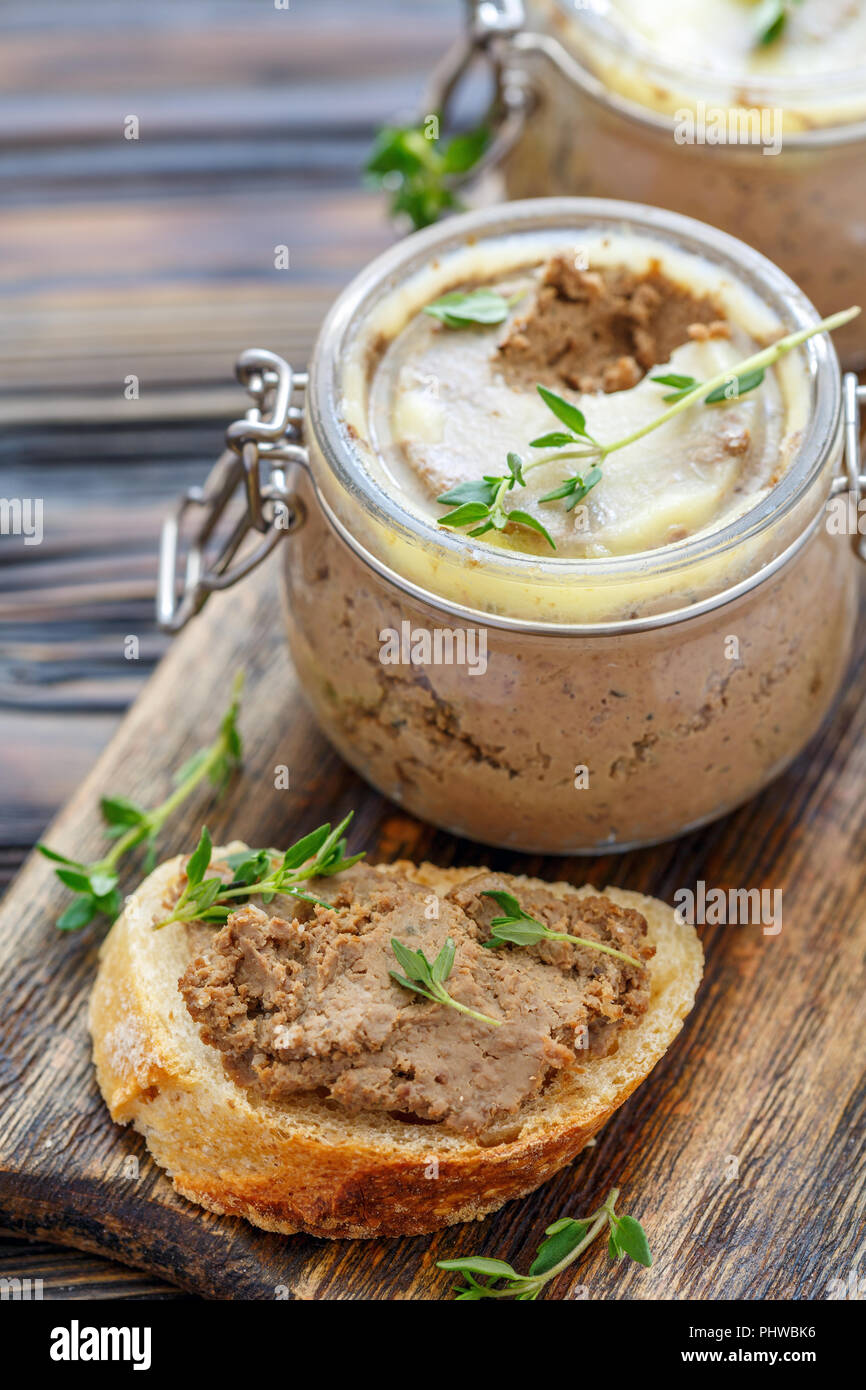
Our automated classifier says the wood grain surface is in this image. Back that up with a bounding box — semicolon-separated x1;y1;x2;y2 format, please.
0;551;865;1299
0;0;455;850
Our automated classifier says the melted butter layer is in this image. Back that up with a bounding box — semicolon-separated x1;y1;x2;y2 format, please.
368;254;791;559
606;0;866;80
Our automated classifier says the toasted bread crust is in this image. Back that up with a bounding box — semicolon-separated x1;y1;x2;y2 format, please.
89;851;703;1238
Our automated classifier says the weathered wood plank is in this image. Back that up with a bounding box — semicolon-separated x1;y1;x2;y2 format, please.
0;1231;187;1300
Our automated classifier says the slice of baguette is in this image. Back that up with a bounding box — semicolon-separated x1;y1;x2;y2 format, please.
89;849;703;1239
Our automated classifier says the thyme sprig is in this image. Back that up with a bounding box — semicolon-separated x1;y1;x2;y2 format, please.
437;451;556;549
530;385;605;509
423;288;513;328
435;307;859;542
753;0;800;47
481;890;644;969
390;937;502;1027
39;673;244;932
364;121;488;230
652;366;766;404
153;815;364;930
438;1187;651;1300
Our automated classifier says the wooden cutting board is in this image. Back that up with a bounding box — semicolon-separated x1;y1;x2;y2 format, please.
1;557;864;1301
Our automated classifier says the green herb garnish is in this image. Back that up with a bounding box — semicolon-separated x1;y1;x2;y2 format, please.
650;371;702;402
705;367;767;402
754;0;786;46
153;814;364;930
438;1187;651;1300
753;0;801;46
529;386;605;509
481;890;644;969
651;367;766;403
364;121;488;230
423;288;513;328
437;452;556;549
532;385;598;445
389;937;502;1027
39;673;244;931
435;307;859;542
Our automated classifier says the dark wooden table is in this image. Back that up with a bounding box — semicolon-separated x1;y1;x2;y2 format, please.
0;0;461;1299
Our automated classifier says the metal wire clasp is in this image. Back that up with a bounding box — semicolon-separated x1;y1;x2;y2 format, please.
157;349;308;633
830;372;866;564
422;0;530;188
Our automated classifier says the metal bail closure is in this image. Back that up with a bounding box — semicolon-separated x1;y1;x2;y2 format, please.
837;371;866;565
157;350;308;633
421;0;530;192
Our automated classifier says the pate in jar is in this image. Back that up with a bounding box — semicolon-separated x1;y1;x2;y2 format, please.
270;198;858;853
449;0;866;366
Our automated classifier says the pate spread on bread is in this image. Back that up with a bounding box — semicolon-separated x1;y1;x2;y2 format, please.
179;865;654;1138
89;850;703;1238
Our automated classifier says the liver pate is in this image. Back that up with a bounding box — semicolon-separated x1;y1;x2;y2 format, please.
178;865;652;1138
497;256;728;395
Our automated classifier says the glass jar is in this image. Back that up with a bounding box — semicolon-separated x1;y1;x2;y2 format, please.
435;0;866;367
159;198;863;854
282;471;854;853
290;199;858;852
